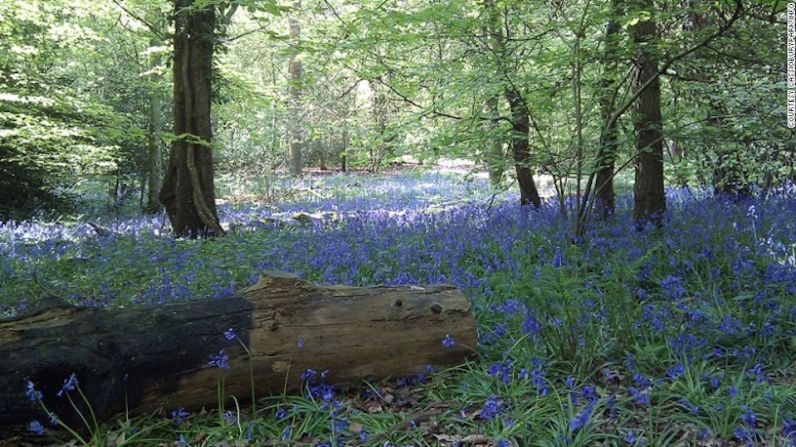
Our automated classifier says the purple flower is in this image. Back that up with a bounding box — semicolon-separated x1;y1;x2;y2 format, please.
28;420;44;436
224;327;236;341
281;424;292;441
783;418;795;439
569;403;594;433
300;368;317;382
442;334;455;348
223;410;236;424
208;350;229;369
623;430;636;445
479;395;504;420
275;406;287;420
171;407;189;425
297;337;305;349
57;373;78;397
740;406;756;427
25;380;42;402
666;364;685;381
488;360;513;384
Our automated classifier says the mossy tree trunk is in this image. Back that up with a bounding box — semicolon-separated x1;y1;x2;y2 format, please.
159;0;223;238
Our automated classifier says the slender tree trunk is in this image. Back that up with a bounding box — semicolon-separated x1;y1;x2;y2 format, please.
631;0;666;225
594;0;623;217
159;0;223;238
144;40;163;213
506;89;542;208
482;0;503;186
288;0;303;176
483;96;503;186
341;128;348;172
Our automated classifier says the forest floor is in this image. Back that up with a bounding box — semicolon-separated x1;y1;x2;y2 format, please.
1;170;795;446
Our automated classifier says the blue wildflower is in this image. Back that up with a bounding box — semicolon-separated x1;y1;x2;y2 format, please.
281;424;292;441
28;420;44;436
297;337;305;349
441;334;455;348
224;328;236;341
57;373;78;398
479;395;504;420
623;430;636;445
25;380;42;402
208;350;229;369
488;360;512;384
666;364;685;381
223;410;236;424
740;406;756;427
171;407;189;425
783;418;795;439
275;406;286;420
569;403;594;433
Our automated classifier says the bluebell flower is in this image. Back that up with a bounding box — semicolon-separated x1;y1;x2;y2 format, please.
300;368;317;382
783;418;795;439
25;380;42;402
281;424;292;441
441;334;455;348
479;395;504;420
57;373;78;397
497;439;511;447
223;410;236;424
666;364;685;381
208;350;229;369
246;420;254;441
224;328;236;341
740;406;756;427
171;407;189;425
297;337;305;349
488;360;513;384
28;420;44;436
275;406;286;420
623;430;636;445
569;403;593;433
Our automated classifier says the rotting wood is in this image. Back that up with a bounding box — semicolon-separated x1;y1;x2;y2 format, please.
0;271;477;439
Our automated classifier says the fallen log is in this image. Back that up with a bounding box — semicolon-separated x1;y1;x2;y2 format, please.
0;271;477;436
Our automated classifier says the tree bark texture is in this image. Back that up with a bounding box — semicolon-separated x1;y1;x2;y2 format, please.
0;272;477;438
594;0;623;217
505;89;542;208
144;35;164;214
159;0;223;238
631;1;666;225
288;0;303;176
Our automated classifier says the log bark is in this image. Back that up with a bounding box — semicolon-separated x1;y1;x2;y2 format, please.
0;272;477;437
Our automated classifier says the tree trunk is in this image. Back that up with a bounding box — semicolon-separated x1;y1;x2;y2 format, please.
0;272;477;438
631;1;666;225
288;0;303;176
482;0;503;186
505;89;542;208
341;127;348;172
159;0;222;238
143;39;163;214
594;0;623;217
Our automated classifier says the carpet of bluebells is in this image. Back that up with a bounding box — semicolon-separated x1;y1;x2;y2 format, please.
3;171;796;446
